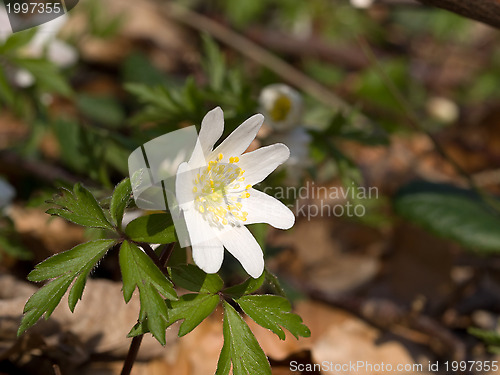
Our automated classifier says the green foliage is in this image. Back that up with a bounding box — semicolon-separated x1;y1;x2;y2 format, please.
167;294;220;336
394;181;500;254
19;239;116;334
46;183;114;230
224;273;265;298
235;295;310;340
125;213;177;244
77;94;126;128
83;0;125;38
119;241;177;345
13;58;72;97
469;327;500;353
170;264;224;293
125;36;254;133
216;301;272;375
0;28;38;54
110;178;132;229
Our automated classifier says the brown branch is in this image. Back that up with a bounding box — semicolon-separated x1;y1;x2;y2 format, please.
416;0;500;29
245;29;370;70
0;150;94;186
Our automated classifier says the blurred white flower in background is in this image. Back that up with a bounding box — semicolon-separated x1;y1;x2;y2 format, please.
350;0;375;8
259;84;304;132
0;177;15;214
259;84;312;184
426;96;459;124
0;7;77;87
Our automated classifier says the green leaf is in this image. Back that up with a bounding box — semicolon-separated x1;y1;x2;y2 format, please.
125;213;176;244
235;295;310;340
18;274;74;336
28;239;116;283
46;183;114;230
0;28;37;54
119;241;177;345
0;65;14;106
264;269;287;298
167;294;220;336
110;178;132;229
19;239;116;334
202;35;226;92
469;327;500;351
224;273;265;298
394;181;500;254
13;58;72;96
216;301;271;375
77;94;126;127
169;264;223;294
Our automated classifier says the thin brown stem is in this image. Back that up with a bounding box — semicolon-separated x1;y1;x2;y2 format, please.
120;335;144;375
159;242;175;268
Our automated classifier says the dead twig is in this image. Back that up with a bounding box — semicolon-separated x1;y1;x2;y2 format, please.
416;0;500;29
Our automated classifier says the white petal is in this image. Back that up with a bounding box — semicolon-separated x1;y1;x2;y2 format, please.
199;107;224;155
210;114;264;160
237;143;290;186
188;107;224;167
243;189;295;229
218;226;264;278
183;207;224;273
191;238;224;274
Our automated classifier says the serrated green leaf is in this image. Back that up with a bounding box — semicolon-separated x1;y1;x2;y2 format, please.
125;213;176;244
216;301;271;375
224;273;265;298
46;184;113;230
169;264;223;294
167;293;220;336
22;239;116;324
264;269;287;298
235;295;310;340
28;239;116;282
119;241;177;345
18;273;74;335
394;181;500;254
128;320;149;337
110;178;132;229
68;274;88;312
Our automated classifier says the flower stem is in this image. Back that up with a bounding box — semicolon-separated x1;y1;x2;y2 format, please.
120;335;144;375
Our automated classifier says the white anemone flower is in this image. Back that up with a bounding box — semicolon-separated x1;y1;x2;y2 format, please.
175;107;295;278
259;84;303;132
0;8;77;88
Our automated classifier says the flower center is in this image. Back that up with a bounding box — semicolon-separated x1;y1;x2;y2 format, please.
192;153;251;228
270;94;292;122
